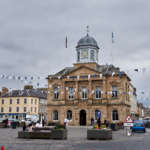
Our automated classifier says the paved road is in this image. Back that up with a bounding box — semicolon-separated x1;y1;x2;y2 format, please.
0;127;150;150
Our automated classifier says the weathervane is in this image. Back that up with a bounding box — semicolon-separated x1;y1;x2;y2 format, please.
86;25;89;36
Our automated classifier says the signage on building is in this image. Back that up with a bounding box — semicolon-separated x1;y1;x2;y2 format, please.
124;115;133;127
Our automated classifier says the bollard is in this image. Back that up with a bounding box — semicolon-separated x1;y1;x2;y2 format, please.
1;145;5;150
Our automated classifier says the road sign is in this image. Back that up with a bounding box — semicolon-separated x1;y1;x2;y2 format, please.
124;115;133;127
124;115;133;123
124;122;133;127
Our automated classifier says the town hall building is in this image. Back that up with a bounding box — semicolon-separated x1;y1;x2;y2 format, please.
46;32;132;125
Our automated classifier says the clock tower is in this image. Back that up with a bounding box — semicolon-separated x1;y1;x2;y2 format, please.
76;33;99;63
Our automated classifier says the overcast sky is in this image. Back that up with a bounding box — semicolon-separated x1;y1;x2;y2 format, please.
0;0;150;105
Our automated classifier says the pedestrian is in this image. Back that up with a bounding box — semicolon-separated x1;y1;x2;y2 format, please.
97;118;101;128
42;119;45;127
104;120;108;128
91;117;94;126
23;121;26;132
64;118;68;128
35;121;42;128
29;123;33;132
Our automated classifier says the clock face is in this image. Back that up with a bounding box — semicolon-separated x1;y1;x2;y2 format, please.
81;50;88;59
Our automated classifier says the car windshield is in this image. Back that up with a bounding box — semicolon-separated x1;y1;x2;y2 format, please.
135;123;143;126
134;120;143;123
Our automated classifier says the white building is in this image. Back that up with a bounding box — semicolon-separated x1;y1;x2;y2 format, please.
129;83;137;119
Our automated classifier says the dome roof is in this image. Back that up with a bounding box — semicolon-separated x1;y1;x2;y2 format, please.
76;34;99;49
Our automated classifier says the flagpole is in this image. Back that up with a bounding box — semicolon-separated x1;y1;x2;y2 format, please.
65;36;67;48
110;32;114;65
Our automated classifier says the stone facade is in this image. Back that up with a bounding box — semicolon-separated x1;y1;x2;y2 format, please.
46;63;132;125
46;33;132;126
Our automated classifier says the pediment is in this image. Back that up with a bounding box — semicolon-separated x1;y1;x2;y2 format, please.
65;65;100;76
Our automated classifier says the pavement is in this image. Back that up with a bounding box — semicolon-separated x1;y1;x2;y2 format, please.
0;126;150;150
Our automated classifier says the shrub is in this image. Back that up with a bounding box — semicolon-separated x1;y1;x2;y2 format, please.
93;124;106;129
55;124;65;129
48;122;60;126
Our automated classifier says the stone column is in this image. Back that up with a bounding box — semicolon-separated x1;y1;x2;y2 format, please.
47;79;53;104
88;80;92;99
61;81;66;100
103;79;107;99
75;81;79;100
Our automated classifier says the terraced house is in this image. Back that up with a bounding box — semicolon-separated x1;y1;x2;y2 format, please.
0;86;47;120
46;32;137;125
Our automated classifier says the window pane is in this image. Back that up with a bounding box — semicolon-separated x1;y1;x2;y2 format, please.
69;87;74;99
77;51;80;61
112;86;118;97
24;99;27;104
2;99;4;104
9;107;12;112
10;99;12;104
53;111;58;120
1;107;4;112
82;87;87;99
96;87;101;99
112;110;118;120
24;107;26;112
16;107;19;112
90;50;95;61
17;99;19;104
54;87;59;99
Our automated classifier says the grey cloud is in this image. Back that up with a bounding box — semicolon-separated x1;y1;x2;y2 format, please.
0;0;150;105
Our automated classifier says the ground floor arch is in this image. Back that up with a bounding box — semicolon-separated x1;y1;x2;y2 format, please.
80;109;86;125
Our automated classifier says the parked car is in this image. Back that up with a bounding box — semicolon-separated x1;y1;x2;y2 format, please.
132;120;146;133
0;118;4;123
8;118;20;128
142;120;150;128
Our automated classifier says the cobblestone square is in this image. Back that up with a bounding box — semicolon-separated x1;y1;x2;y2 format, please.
0;127;149;150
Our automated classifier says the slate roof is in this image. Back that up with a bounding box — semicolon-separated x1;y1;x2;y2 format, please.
1;89;47;99
96;64;121;75
47;64;126;78
55;67;74;76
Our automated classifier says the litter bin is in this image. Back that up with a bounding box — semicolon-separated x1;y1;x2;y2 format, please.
11;122;17;129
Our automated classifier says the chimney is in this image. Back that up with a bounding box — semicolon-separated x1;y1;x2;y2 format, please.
1;87;9;95
24;85;33;90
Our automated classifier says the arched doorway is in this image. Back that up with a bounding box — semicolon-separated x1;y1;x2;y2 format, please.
80;109;86;125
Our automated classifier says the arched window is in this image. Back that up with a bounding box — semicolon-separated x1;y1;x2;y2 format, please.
54;87;59;99
67;110;72;120
90;50;95;61
112;110;118;120
95;110;101;120
53;110;58;120
77;51;80;62
96;87;101;99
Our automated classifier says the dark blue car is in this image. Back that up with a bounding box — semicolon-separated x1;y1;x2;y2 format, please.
132;120;146;133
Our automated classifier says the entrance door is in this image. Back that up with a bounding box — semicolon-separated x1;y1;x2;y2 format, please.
80;110;86;125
